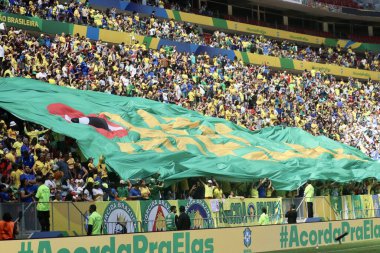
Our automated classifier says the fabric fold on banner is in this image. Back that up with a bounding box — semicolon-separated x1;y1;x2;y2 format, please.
0;78;379;190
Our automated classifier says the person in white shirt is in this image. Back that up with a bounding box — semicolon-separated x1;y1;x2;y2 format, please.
0;42;4;76
0;43;4;59
36;68;48;80
44;173;56;199
92;182;104;201
0;22;6;35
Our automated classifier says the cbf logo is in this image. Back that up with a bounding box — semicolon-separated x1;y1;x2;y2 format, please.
103;201;138;234
244;227;252;248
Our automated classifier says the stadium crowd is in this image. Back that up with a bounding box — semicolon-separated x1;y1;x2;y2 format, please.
2;0;380;70
0;26;378;157
0;22;378;203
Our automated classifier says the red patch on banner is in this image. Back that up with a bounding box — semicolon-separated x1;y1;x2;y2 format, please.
47;103;128;139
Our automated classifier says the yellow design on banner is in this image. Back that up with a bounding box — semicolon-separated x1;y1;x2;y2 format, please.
105;110;367;161
247;53;282;68
293;60;380;81
181;12;213;26
166;10;175;20
226;20;326;45
73;25;87;38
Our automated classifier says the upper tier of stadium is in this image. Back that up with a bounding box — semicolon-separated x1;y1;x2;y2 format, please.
108;0;380;43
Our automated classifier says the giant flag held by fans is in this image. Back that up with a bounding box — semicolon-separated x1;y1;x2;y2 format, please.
0;78;379;190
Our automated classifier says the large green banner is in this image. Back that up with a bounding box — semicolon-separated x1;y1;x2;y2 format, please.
0;78;379;190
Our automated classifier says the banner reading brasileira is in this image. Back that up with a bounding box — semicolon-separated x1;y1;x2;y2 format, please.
0;78;379;190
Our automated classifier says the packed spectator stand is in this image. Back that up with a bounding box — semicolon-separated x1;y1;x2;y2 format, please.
0;0;378;204
3;0;380;70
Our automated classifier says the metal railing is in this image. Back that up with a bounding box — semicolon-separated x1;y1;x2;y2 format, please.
0;202;40;238
0;201;87;239
102;221;142;234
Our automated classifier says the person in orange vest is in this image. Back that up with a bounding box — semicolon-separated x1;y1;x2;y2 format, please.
0;212;18;240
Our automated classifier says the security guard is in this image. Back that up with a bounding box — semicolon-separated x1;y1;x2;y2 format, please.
87;204;102;235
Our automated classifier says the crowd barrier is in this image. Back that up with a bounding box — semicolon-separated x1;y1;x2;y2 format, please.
51;198;283;235
1;12;379;80
3;194;380;237
89;0;380;52
3;218;380;252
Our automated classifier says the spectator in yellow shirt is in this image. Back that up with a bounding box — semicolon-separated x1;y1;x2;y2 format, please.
139;179;151;200
213;184;224;199
87;157;96;173
10;164;23;189
5;148;16;163
24;122;49;145
200;178;219;199
34;137;49;154
12;135;23;157
67;152;76;178
7;121;18;141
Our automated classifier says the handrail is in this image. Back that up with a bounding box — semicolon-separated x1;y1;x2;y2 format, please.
70;202;87;219
14;202;34;224
296;197;305;212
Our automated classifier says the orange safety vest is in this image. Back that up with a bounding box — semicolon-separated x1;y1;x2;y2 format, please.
0;220;15;240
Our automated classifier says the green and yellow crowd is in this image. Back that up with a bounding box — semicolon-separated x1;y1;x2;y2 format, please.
3;0;380;70
0;0;377;204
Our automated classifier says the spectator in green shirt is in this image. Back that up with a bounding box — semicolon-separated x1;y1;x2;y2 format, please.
117;180;131;200
165;206;178;231
87;204;102;236
149;178;164;200
35;176;51;231
258;207;270;225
